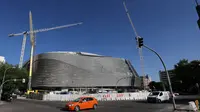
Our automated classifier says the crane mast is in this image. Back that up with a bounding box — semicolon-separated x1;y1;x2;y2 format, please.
123;1;146;89
28;11;34;91
19;33;27;69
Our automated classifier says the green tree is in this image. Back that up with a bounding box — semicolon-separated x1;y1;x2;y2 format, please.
148;81;164;91
0;63;28;95
173;59;200;94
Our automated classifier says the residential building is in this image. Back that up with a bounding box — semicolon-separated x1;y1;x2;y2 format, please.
140;75;152;89
159;69;176;84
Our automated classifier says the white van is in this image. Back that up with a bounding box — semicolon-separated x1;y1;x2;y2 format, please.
147;91;170;103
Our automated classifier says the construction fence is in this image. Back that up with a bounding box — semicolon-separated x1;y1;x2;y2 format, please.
43;92;150;101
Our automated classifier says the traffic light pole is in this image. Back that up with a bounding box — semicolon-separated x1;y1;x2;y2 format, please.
142;44;176;110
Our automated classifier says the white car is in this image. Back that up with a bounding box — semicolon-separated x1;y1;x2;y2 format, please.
147;91;170;103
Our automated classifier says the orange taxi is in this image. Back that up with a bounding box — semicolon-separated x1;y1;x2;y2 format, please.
65;96;98;111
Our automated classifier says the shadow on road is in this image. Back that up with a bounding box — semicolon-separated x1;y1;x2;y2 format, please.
134;99;197;105
56;107;68;111
57;106;96;112
135;100;170;104
135;101;148;103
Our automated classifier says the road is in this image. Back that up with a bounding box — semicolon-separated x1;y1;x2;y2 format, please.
0;99;179;112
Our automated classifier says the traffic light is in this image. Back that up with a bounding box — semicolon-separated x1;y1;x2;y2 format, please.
138;37;143;48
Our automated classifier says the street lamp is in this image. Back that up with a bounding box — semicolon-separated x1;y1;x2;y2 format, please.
2;67;16;87
0;78;25;101
0;67;16;100
115;76;132;89
142;44;176;110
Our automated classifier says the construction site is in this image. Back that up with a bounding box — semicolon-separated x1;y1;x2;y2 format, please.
8;1;148;94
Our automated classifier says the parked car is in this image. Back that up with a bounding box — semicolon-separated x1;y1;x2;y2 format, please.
147;91;170;103
1;93;13;102
65;96;98;111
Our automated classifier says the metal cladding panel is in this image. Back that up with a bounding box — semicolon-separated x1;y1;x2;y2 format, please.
29;52;140;88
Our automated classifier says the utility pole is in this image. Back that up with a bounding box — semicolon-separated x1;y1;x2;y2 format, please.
137;37;176;110
123;0;146;90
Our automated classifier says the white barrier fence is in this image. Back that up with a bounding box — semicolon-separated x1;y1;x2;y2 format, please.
43;92;150;101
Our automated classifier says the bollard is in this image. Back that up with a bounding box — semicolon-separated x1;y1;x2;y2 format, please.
195;100;199;110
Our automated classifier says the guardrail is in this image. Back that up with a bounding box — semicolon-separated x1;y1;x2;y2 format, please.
43;92;150;101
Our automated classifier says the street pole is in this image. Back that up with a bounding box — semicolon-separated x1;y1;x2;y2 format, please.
0;78;25;101
115;76;132;89
0;67;15;101
143;45;176;110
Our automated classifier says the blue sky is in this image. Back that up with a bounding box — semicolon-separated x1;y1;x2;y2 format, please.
0;0;199;81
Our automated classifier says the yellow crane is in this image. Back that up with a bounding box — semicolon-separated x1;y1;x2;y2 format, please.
9;11;83;91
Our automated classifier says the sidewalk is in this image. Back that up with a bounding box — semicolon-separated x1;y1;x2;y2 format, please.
174;104;196;112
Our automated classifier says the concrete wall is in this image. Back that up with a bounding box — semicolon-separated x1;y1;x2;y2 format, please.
43;92;150;101
24;52;141;88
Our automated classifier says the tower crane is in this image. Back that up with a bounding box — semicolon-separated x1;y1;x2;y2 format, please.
122;1;146;89
9;11;83;91
9;19;83;69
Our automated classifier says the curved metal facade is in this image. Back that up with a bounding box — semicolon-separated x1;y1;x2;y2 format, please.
24;52;141;88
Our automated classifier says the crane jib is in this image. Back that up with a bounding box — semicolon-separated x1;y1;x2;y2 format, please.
8;22;83;37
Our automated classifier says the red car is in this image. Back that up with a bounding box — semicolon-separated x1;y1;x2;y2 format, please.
65;96;98;111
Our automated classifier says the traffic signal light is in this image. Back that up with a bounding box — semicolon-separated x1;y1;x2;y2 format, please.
138;37;143;48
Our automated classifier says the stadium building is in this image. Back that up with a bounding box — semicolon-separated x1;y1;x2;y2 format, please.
23;51;141;90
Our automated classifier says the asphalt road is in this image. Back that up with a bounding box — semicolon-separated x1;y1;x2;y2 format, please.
0;99;178;112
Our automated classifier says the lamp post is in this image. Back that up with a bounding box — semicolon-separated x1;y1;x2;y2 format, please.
0;67;16;100
115;76;132;89
0;78;25;101
142;45;176;110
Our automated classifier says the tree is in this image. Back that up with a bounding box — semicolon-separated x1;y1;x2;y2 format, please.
0;63;28;95
148;81;164;91
173;59;200;94
174;59;189;69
